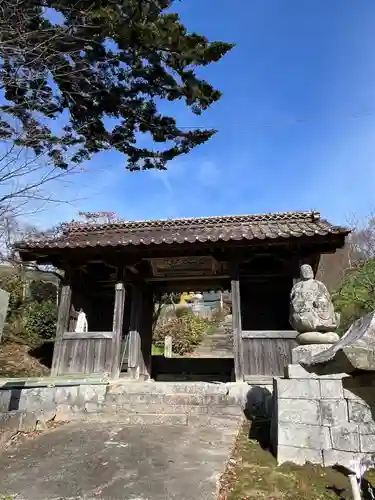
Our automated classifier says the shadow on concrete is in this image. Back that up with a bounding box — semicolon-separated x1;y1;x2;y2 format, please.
243;385;273;451
1;381;27;411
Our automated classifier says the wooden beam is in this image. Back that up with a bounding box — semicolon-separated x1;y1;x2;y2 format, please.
231;269;244;382
146;274;229;282
241;330;298;339
51;280;72;376
127;265;139;275
151;279;230;292
110;282;126;379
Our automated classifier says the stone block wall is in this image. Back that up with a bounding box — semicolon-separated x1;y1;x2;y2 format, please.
273;365;375;470
0;380;253;444
0;382;108;445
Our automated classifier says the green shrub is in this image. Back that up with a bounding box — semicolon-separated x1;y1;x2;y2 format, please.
210;306;229;324
0;269;58;345
333;259;375;334
30;280;57;303
175;306;193;319
0;271;24;320
153;313;211;355
24;300;58;342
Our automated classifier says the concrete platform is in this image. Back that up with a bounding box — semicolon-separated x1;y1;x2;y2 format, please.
0;417;241;500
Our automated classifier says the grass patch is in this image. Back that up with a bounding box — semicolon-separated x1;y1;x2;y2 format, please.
152;345;164;356
218;421;375;500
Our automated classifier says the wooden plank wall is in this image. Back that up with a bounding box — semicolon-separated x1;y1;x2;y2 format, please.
68;306;78;332
241;331;297;376
53;332;114;376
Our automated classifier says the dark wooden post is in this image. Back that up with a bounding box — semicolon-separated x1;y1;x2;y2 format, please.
51;279;72;376
111;282;126;379
231;267;244;381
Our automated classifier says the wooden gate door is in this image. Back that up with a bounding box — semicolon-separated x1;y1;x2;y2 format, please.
239;279;297;377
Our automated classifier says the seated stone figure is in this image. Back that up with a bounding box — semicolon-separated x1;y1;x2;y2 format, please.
290;264;340;344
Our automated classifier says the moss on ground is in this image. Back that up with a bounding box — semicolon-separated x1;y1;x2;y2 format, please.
218;421;375;500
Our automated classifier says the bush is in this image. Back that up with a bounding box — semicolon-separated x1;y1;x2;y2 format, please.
30;280;57;303
0;270;24;320
153;313;211;355
175;306;193;319
333;259;375;333
0;269;58;345
210;306;230;324
24;300;58;343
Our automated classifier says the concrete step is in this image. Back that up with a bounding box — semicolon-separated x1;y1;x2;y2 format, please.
107;382;231;395
105;392;238;406
65;412;243;428
102;403;243;417
67;412;189;426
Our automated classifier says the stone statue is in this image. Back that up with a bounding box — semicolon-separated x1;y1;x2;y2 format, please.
290;264;340;344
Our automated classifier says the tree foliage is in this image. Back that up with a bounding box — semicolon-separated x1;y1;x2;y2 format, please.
333;260;375;333
24;299;57;341
29;280;57;303
77;211;118;224
0;267;24;318
1;0;233;170
332;214;375;332
153;308;210;355
0;266;57;344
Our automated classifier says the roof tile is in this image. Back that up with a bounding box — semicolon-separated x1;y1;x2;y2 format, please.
17;211;349;251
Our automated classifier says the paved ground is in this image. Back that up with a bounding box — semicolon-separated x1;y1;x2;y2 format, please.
193;324;233;358
0;418;240;500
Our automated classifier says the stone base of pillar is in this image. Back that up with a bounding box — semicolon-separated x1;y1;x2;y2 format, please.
292;344;333;364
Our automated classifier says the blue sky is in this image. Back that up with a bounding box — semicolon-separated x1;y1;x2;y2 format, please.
31;0;375;228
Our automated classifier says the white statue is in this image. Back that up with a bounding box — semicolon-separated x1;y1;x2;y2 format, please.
75;308;88;333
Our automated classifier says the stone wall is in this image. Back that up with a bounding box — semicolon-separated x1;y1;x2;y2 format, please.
0;382;108;445
273;364;375;470
0;380;254;445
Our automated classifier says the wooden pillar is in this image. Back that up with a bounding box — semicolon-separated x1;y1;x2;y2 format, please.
231;269;244;382
51;279;72;376
140;287;154;379
128;284;153;380
111;282;126;379
128;285;142;379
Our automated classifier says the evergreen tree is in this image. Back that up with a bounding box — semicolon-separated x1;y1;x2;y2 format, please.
0;0;233;170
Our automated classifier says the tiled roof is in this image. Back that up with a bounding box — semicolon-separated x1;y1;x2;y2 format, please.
17;211;349;251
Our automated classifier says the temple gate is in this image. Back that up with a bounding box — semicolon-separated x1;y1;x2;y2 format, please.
16;211;349;382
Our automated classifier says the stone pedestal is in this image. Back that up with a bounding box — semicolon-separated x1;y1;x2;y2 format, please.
285;364;348;380
292;344;333;364
273;368;375;470
296;331;340;345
